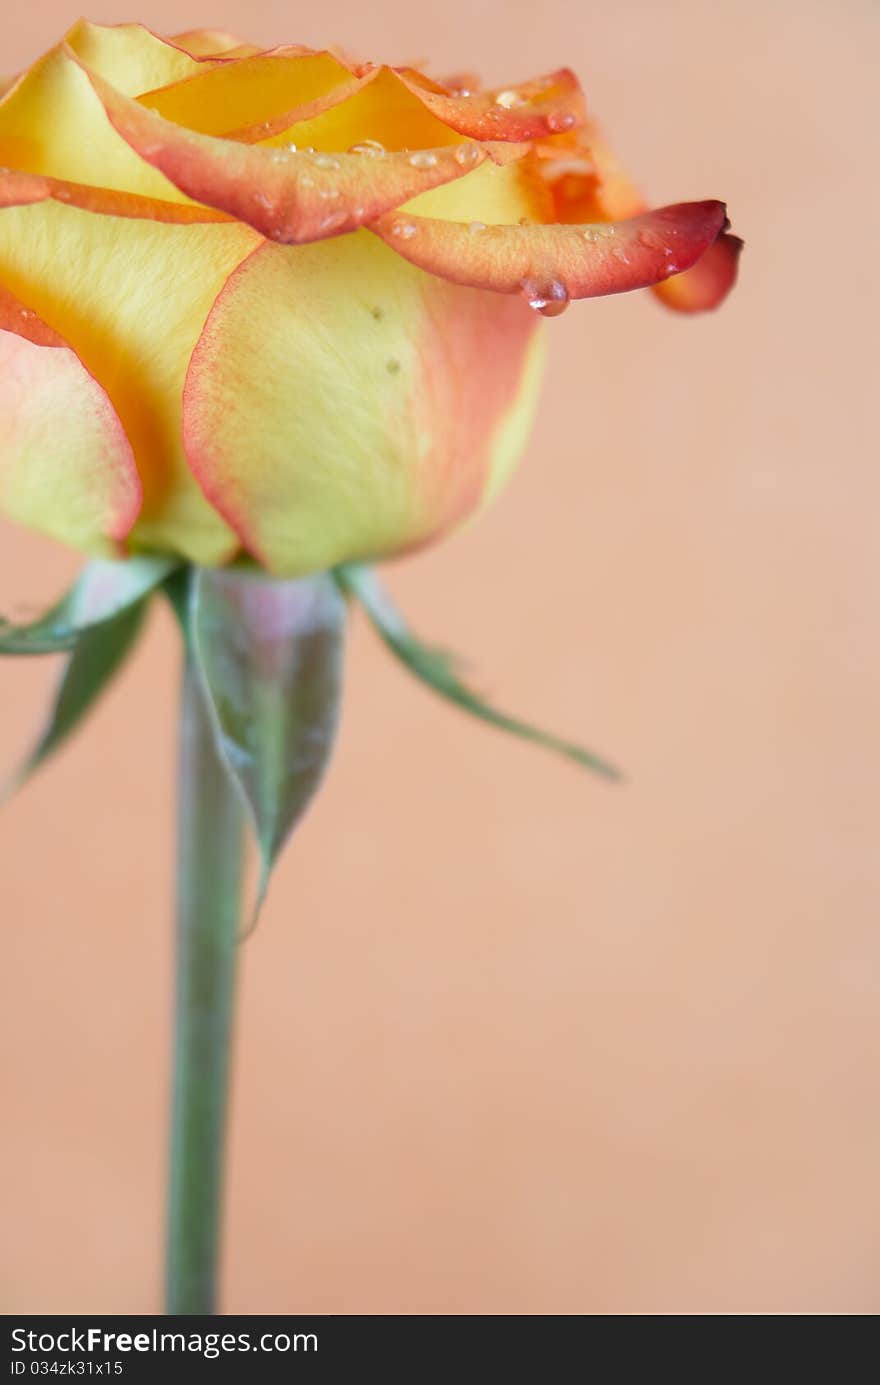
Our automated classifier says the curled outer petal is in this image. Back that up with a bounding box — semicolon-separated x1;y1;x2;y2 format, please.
0;284;140;554
182;233;546;577
371;201;730;301
652;232;743;313
80;61;517;244
536;128;742;312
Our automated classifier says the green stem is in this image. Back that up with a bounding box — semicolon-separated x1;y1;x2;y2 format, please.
166;648;245;1315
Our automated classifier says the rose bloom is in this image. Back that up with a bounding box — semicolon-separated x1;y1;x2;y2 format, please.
0;22;740;576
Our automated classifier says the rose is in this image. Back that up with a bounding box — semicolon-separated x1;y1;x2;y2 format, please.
0;21;740;576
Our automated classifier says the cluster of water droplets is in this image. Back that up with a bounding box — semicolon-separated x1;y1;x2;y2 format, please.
389;219;418;240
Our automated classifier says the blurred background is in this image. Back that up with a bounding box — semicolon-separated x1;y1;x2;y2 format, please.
1;0;877;1314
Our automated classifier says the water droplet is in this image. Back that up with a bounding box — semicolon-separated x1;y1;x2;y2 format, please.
637;227;664;251
299;175;315;188
349;139;385;157
449;87;473;98
612;246;631;264
286;142;298;153
546;111;575;133
468;221;487;234
19;307;32;318
269;150;288;163
318;186;341;200
494;88;526;109
408;150;438;169
454;144;481;167
312;153;340;169
520;278;570;317
253;190;274;210
665;262;680;276
581;224;614;242
390;220;418;239
55;187;73;202
319;209;348;233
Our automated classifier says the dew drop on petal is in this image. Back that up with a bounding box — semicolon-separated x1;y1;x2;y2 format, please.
520;277;570;317
546;111;576;133
468;221;487;234
637;227;664;251
581;224;614;242
312;153;340;169
494;89;526;109
318;186;341;200
612;246;631;264
319;209;348;233
408;150;439;169
299;175;316;188
348;139;385;157
454;143;481;167
390;219;418;239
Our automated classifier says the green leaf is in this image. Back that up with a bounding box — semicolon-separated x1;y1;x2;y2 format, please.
2;598;148;801
336;563;620;780
0;555;178;655
190;566;346;923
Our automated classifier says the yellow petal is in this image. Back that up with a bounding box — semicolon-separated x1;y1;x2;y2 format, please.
136;51;362;137
64;19;213;94
0;284;140;554
0;202;259;562
170;29;261;60
183;232;544;576
0;45;189;203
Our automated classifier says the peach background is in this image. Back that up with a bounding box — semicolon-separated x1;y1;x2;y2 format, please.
2;0;878;1314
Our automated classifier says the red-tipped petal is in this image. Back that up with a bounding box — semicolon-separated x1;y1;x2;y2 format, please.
396;67;585;141
371;201;730;302
652;230;743;313
80;61;505;244
0;166;231;223
0;284;140;553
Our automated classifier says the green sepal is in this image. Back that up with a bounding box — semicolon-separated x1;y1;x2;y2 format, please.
2;597;148;801
189;566;346;925
336;563;620;780
0;555;178;655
